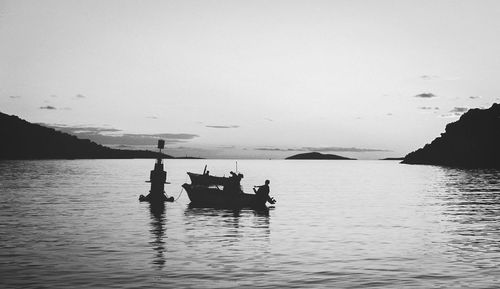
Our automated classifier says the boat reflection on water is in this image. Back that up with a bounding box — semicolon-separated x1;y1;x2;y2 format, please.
185;204;272;220
183;205;272;248
148;202;167;270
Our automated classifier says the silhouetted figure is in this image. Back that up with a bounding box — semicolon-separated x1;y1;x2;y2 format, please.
253;180;276;204
223;171;244;193
229;171;244;181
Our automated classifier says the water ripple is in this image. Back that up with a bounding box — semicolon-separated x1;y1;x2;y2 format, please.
1;160;500;287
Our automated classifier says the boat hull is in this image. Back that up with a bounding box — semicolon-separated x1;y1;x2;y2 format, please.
182;184;267;208
139;193;174;203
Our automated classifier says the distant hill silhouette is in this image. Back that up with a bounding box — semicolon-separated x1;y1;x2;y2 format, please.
0;112;173;160
286;152;355;160
402;103;500;168
381;157;404;160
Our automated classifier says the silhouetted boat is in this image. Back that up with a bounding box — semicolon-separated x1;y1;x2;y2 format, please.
182;168;275;208
187;172;233;187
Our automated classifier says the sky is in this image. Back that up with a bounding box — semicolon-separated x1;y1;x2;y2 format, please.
1;0;500;159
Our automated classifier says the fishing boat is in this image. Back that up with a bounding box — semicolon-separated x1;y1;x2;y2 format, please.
182;167;276;208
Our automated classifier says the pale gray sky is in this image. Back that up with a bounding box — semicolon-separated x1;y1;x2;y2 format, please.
1;0;500;158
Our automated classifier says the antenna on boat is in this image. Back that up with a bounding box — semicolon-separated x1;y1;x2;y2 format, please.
235;161;238;174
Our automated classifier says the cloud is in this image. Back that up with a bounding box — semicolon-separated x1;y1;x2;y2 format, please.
40;105;56;110
206;125;240;129
76;94;86;98
122;133;199;139
50;94;57;98
303;146;389;152
146;116;158;119
43;124;199;146
264;118;274;122
217;145;235;149
439;114;460;118
255;146;389;152
414;93;437;98
9;95;21;99
45;125;122;135
387;113;393;116
420;75;461;81
450;107;468;113
420;75;438;80
255;148;299;152
171;145;209;151
440;107;469;118
93;134;197;146
469;96;480;99
418;106;433;110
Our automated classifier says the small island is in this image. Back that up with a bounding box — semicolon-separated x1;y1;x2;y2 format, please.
286;152;355;160
402;103;500;168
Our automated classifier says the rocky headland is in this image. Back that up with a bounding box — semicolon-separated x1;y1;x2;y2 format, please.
0;112;172;160
402;103;500;168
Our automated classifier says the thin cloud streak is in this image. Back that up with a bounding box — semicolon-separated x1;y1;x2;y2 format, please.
44;125;122;134
414;93;437;98
206;125;240;129
450;107;468;113
255;146;389;152
43;124;199;146
40;105;56;110
440;107;469;118
420;75;438;80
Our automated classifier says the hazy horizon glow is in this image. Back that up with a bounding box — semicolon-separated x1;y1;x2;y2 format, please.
2;0;500;159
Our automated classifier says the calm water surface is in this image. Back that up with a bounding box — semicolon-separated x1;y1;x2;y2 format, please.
1;159;500;288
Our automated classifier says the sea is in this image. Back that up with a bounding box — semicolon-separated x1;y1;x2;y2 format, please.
1;159;500;288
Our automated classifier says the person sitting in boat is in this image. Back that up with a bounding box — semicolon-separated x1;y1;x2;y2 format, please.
229;171;243;179
224;171;244;193
253;180;276;204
